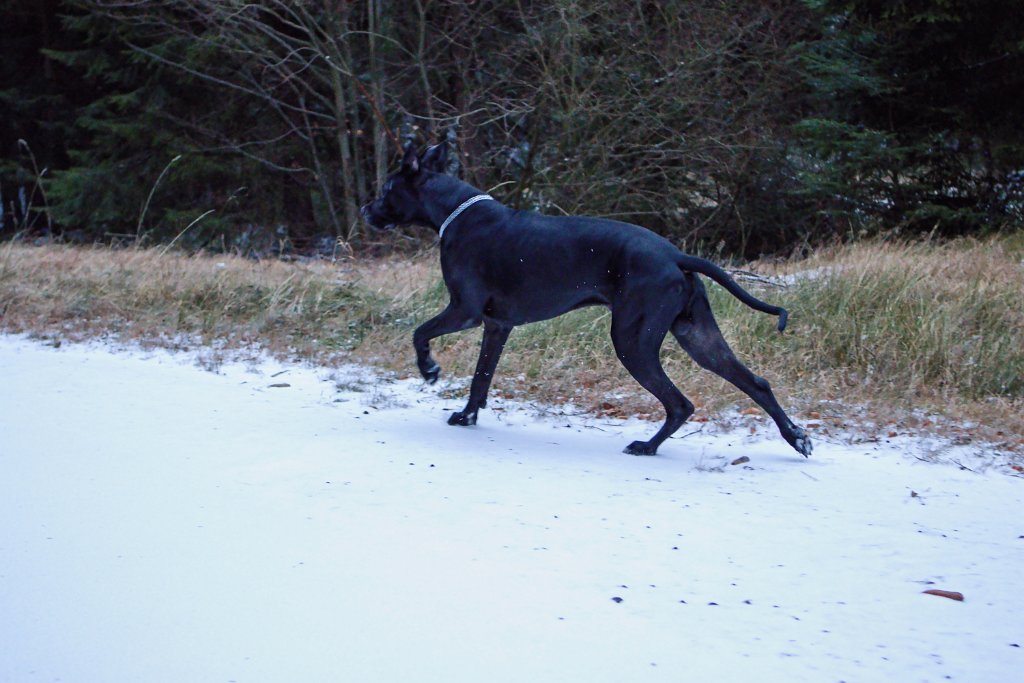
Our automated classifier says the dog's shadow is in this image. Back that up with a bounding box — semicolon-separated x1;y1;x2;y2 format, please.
396;399;820;472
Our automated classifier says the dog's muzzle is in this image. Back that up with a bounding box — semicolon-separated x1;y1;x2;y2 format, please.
360;202;396;231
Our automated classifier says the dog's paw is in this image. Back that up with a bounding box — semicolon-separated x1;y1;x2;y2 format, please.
624;440;658;456
447;410;477;426
421;362;441;384
792;428;813;458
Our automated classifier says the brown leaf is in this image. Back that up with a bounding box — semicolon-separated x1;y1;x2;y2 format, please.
730;456;751;466
923;589;964;602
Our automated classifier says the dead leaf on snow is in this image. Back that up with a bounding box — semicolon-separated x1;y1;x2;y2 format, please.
923;589;964;602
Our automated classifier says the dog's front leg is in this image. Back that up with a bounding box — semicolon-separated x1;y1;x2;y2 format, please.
448;321;512;426
413;302;480;384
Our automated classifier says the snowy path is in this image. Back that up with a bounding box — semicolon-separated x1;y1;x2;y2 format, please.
1;335;1021;682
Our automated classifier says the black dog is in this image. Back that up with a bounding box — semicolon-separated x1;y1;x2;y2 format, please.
362;143;811;457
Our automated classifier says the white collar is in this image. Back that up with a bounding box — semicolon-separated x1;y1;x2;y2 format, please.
438;194;494;239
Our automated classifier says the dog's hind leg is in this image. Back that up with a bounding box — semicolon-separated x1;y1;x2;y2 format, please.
671;290;812;457
448;321;512;426
610;307;695;455
413;302;481;384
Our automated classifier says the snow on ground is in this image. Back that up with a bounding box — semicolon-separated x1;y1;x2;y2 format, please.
1;334;1021;683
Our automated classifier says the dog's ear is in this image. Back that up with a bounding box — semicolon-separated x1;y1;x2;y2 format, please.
420;142;448;173
401;144;420;175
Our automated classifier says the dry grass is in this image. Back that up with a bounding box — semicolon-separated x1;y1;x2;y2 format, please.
746;239;1024;450
764;239;1024;401
0;243;401;358
2;238;1022;454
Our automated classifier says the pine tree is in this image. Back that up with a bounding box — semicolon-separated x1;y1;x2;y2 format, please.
793;0;1024;236
0;0;82;234
40;7;314;249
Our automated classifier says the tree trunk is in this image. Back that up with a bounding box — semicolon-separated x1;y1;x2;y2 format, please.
327;1;359;239
368;0;388;190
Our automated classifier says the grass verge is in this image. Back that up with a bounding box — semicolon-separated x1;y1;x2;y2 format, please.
2;238;1022;458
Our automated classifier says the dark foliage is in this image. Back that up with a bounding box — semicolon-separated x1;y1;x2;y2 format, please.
1;0;1021;257
795;0;1024;238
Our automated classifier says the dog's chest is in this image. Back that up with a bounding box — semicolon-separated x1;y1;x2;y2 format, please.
442;249;612;325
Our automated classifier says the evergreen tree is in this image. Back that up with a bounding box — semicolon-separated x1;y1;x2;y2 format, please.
794;0;1024;236
42;7;319;250
0;0;80;234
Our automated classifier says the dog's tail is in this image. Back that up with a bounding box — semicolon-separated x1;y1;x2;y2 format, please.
677;254;789;332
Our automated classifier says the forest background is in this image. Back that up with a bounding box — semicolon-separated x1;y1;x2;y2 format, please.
3;0;1023;259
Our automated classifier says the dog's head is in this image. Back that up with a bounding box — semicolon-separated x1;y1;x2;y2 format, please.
360;143;448;230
